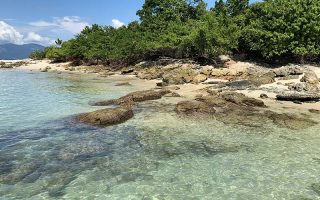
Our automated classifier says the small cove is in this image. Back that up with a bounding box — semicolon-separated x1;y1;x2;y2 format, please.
0;70;320;199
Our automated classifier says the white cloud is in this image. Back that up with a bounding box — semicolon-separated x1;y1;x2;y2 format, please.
0;21;53;46
29;20;56;27
24;32;55;46
56;16;89;34
29;16;90;34
0;21;24;44
112;19;125;29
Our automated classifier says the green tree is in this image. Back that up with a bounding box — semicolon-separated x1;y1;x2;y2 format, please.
214;0;227;16
55;38;63;47
242;0;320;61
226;0;249;16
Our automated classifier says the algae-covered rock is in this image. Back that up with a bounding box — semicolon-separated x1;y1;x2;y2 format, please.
92;89;171;106
175;101;216;115
264;111;317;130
77;107;134;126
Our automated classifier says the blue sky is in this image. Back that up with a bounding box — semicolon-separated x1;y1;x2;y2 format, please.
0;0;260;46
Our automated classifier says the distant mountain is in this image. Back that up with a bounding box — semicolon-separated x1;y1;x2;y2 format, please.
0;43;45;60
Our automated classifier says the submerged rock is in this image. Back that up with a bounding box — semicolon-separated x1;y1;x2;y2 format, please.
115;82;131;86
309;109;320;114
175;100;216;115
264;111;317;130
311;183;320;196
77;107;134;126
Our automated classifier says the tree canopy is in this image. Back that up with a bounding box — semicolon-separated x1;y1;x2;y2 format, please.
33;0;320;65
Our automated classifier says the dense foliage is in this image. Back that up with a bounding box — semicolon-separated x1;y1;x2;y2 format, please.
30;0;320;65
242;0;320;62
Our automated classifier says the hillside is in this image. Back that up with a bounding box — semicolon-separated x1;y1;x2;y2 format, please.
0;43;45;60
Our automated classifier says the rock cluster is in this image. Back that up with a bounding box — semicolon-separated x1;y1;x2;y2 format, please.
175;90;317;130
77;89;171;126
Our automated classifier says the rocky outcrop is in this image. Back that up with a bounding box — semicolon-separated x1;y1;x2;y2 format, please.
288;82;319;92
273;65;303;77
175;91;316;129
162;67;198;85
276;92;320;102
247;71;276;85
77;107;134;126
137;68;163;80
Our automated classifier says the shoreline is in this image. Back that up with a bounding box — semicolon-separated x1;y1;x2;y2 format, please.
1;58;320;116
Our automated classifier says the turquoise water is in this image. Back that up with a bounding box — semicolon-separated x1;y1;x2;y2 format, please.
1;70;320;199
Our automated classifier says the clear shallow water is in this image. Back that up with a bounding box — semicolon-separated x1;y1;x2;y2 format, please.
0;70;320;199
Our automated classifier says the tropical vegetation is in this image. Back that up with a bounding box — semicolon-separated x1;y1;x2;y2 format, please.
30;0;320;65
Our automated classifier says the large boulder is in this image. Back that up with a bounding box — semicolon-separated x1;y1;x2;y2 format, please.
77;107;134;126
301;71;319;85
247;71;276;85
273;65;303;77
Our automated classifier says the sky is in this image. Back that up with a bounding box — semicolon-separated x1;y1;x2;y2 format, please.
0;0;260;46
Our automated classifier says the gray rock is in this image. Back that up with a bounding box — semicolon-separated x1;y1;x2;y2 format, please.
301;71;319;85
276;92;320;102
260;94;269;99
121;68;134;74
226;80;259;90
273;65;303;77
